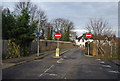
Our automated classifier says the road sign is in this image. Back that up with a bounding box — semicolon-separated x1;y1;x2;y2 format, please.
55;33;61;39
86;33;92;38
36;33;40;38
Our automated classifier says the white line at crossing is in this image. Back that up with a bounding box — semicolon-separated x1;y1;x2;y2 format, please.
39;65;54;77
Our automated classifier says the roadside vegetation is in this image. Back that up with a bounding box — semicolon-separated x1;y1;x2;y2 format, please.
84;18;120;60
2;1;76;59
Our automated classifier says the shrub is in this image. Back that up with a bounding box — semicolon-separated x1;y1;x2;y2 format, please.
6;40;20;59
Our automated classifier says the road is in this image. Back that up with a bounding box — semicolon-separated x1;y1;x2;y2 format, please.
2;49;120;79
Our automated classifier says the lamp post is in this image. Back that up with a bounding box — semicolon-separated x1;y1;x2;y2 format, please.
37;20;40;56
37;19;46;56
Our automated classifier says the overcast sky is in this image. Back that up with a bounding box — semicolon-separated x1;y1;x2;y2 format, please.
2;2;118;36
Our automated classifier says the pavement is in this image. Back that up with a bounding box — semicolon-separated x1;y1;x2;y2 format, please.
2;48;120;80
2;49;69;69
84;55;120;66
111;59;120;66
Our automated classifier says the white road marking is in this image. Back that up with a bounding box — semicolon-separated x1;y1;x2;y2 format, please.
96;59;101;61
39;65;54;77
64;56;67;58
39;73;44;77
57;58;63;63
108;71;119;73
49;74;57;76
61;50;69;54
57;60;62;63
102;65;111;68
100;61;105;64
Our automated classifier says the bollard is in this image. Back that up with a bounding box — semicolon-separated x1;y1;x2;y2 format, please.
56;48;59;57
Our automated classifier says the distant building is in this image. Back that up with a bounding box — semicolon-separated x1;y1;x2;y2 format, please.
74;34;93;48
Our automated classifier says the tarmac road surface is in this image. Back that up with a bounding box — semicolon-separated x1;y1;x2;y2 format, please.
2;49;120;80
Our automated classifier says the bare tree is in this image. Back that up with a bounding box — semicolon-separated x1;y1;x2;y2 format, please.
86;18;113;36
51;18;66;40
14;1;41;23
14;1;48;39
85;18;114;55
14;1;37;28
52;18;65;32
70;31;77;41
37;9;47;39
63;20;74;41
14;1;32;15
51;18;74;41
45;22;53;40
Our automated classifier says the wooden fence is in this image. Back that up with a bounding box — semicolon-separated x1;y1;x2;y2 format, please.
88;40;119;58
2;39;75;56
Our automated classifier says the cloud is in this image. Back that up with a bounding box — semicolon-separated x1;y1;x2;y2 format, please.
2;2;15;11
2;2;118;36
1;0;119;2
71;29;88;36
41;2;117;32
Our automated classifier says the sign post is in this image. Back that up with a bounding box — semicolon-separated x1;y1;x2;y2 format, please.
36;19;45;56
36;33;40;56
56;39;59;56
86;33;92;55
55;33;61;57
88;41;90;55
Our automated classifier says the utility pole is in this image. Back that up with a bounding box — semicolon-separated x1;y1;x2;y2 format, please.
37;19;46;56
37;20;40;56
